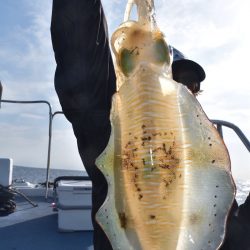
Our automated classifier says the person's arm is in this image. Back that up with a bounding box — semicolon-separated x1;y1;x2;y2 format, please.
50;0;117;173
50;0;116;123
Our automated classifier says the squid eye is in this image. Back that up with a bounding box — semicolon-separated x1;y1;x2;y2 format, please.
154;39;170;64
120;49;135;76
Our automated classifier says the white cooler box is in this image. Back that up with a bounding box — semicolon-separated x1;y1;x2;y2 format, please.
56;179;93;232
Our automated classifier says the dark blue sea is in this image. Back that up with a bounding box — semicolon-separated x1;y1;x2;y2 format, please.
13;166;249;205
12;165;87;184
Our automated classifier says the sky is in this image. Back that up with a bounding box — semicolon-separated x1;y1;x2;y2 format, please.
0;0;249;180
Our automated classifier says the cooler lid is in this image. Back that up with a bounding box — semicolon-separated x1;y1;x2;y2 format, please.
57;180;92;192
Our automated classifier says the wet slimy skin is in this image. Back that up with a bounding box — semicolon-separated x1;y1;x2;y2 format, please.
96;1;235;249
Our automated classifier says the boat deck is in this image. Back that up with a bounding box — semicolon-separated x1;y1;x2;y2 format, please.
0;195;93;250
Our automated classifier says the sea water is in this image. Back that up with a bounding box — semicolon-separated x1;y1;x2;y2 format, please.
12;166;249;205
12;165;86;184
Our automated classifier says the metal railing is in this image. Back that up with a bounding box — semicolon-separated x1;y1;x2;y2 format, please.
1;100;250;199
212;120;250;152
0;101;67;198
0;100;53;198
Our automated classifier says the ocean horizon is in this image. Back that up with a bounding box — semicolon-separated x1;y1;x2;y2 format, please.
12;165;87;184
12;165;250;206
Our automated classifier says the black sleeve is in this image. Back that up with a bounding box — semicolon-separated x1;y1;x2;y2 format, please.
238;192;250;224
50;0;116;124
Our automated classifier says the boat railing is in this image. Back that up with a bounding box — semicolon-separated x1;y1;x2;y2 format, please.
1;100;250;199
0;100;53;198
211;120;250;153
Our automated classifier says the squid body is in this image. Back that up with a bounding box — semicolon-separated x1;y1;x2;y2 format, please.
95;0;235;249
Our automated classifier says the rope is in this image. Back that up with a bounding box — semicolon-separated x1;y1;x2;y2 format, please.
12;188;38;208
0;185;16;216
0;184;38;216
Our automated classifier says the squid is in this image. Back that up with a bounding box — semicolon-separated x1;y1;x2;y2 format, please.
95;0;235;249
